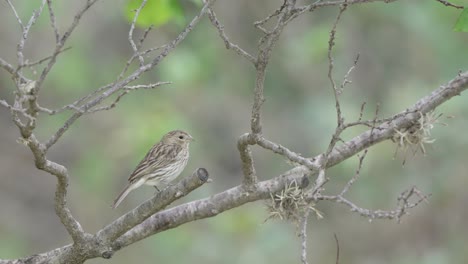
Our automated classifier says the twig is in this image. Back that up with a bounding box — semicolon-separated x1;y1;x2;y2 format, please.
435;0;464;9
207;7;256;64
26;135;86;243
251;0;296;134
294;0;400;19
300;209;310;264
327;3;348;123
256;136;319;170
22;47;72;68
315;186;430;222
321;4;349;166
16;0;47;72
128;0;148;66
98;168;210;243
0;99;16;110
253;1;287;33
5;0;24;30
334;233;340;264
339;149;367;196
35;0;100;93
340;54;359;91
0;57;16;75
87;82;171;113
137;25;154;50
46;0;60;42
44;0;215;150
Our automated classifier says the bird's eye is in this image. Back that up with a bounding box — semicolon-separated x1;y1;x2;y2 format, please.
179;136;184;139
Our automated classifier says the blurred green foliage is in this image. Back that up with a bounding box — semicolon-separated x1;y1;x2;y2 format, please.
125;0;185;27
454;8;468;32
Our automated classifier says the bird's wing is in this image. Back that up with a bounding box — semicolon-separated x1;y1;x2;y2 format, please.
128;143;182;182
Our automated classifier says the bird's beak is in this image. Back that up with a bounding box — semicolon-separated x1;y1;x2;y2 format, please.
190;135;195;142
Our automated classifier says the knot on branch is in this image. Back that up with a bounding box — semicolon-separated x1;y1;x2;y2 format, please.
196;167;209;182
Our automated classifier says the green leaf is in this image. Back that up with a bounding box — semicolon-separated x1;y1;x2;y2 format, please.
125;0;185;28
454;8;468;32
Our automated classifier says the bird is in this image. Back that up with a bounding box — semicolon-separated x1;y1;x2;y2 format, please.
112;130;193;209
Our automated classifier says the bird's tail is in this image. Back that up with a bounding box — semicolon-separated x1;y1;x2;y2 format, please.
112;183;136;209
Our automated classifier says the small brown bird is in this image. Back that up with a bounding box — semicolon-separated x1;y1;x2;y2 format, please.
112;130;193;209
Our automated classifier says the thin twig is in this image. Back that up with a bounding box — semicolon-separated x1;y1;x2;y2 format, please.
128;0;148;66
334;233;340;264
35;0;100;93
207;7;256;64
86;82;171;113
253;1;287;33
315;186;430;222
434;0;464;9
16;0;47;71
339;149;368;196
300;209;310;264
44;0;216;150
22;47;72;68
327;3;348;124
256;136;320;170
46;0;60;42
137;25;154;50
5;0;24;30
340;53;359;92
251;0;296;134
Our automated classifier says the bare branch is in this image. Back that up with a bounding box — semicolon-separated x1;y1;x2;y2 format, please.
334;234;340;264
22;47;72;68
326;71;468;167
116;45;165;82
0;99;14;110
340;54;359;91
5;0;24;29
339;149;368;196
327;3;348;126
0;57;16;75
99;168;209;243
315;186;430;222
36;0;99;93
434;0;464;9
256;136;320;170
300;209;310;264
4;71;468;263
253;1;287;33
46;0;60;43
207;7;256;64
294;0;400;18
86;82;171;113
251;0;297;134
25;135;86;243
113;166;308;248
308;167;328;197
238;133;257;187
137;25;154;50
44;0;215;150
16;0;47;70
128;0;148;66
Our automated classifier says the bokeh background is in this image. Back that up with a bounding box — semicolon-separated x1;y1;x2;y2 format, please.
1;0;468;263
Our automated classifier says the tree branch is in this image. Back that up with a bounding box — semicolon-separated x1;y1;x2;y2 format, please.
44;0;215;149
114;71;468;248
206;6;256;64
98;168;209;244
